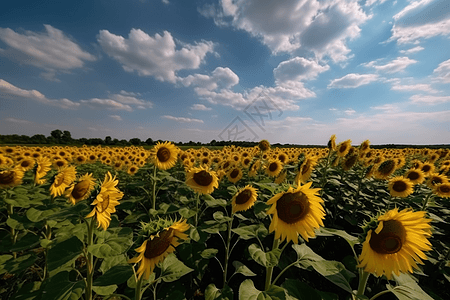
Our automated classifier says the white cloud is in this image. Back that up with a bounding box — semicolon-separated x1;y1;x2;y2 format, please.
399;46;424;54
328;73;379;88
109;115;123;121
363;57;417;73
370;104;400;112
393;0;434;21
179;67;239;90
199;0;370;62
365;0;389;6
97;29;215;83
0;25;96;80
80;98;133;111
390;19;450;44
273;57;329;82
391;83;437;93
191;104;212;111
161;115;204;123
344;109;356;115
410;94;450;104
0;79;80;109
110;90;153;108
432;59;450;83
4;117;32;124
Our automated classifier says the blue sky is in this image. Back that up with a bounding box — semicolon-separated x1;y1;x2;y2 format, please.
1;0;449;145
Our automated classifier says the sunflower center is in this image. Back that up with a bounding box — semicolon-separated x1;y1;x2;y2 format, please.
392;181;407;192
157;147;171;163
430;177;443;186
339;144;347;153
369;220;406;254
422;165;431;173
0;171;15;184
193;170;213;186
235;189;252;204
378;160;396;175
21;160;31;168
301;161;310;175
230;169;239;179
72;180;90;200
144;228;174;259
98;195;110;213
56;160;65;167
276;192;310;224
439;185;450;193
269;162;278;172
406;171;419;180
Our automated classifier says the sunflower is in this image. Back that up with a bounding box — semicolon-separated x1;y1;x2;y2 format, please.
295;156;318;184
85;172;124;230
231;185;258;213
128;219;190;280
258;139;271;152
388;177;414;198
359;140;371;153
404;169;425;185
373;159;397;180
0;154;14;168
266;182;325;243
274;169;287;184
336;140;352;157
265;159;283;177
18;157;36;171
0;166;24;189
342;154;358;171
74;154;87;165
227;167;243;184
49;166;77;197
433;183;450;198
358;208;432;280
420;162;435;176
127;165;139;176
150;141;179;170
34;156;52;185
425;173;448;188
65;173;96;205
185;165;219;194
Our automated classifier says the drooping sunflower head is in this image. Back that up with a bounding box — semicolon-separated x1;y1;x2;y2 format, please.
231;185;258;213
266;182;325;243
65;173;96;205
388;176;414;198
128;219;190;280
327;134;337;151
49;165;77;197
373;159;397;180
295;156;318;185
336;139;352;157
433;183;450;198
274;169;287;184
342;154;358;171
358;208;432;280
0;166;25;189
258;139;271;152
34;156;52;185
185;165;219;194
150;141;180;170
359;140;371;153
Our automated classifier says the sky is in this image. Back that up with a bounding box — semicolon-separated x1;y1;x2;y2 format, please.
1;0;450;145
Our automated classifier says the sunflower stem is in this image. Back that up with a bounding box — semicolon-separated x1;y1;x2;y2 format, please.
421;192;433;211
264;238;280;291
6;202;17;258
320;148;332;192
135;275;144;300
85;217;95;300
152;165;157;211
195;193;200;227
369;289;392;300
351;166;366;216
222;213;234;288
356;270;370;297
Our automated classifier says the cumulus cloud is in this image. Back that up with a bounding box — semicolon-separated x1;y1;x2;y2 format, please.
109;115;123;121
0;25;96;80
432;59;450;83
191;104;212;111
109;90;153;109
179;67;239;90
391;83;437;93
328;73;379;88
0;79;80;109
4;117;32;124
399;46;424;54
80;98;133;111
344;109;356;115
273;57;329;82
97;29;215;83
162;115;204;123
199;0;370;62
410;94;450;104
363;57;417;73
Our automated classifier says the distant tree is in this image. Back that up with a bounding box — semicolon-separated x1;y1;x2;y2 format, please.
50;129;63;142
61;130;72;144
145;138;154;146
104;136;112;145
119;139;130;146
112;138;119;145
210;139;217;146
88;138;104;146
129;138;141;146
79;138;88;145
46;136;57;144
31;134;47;144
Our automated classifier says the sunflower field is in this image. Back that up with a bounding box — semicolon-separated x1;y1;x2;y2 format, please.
1;137;450;300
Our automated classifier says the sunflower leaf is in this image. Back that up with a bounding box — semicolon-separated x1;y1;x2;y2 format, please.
201;248;219;259
387;273;434;300
47;236;84;275
248;244;281;268
232;261;257;277
316;227;360;247
282;279;338;300
205;283;233;300
232;224;268;240
39;271;85;300
238;279;286;300
159;253;194;282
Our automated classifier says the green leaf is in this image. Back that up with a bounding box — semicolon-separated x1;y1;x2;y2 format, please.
239;279;284;300
386;273;434;300
1;254;36;275
232;224;268;240
282;279;338;300
40;271;84;300
317;227;359;247
159;253;194;282
93;265;134;286
47;236;84;274
178;207;197;219
248;244;281;268
201;248;219;259
99;255;128;273
92;285;117;296
204;195;228;207
292;244;355;293
88;227;133;258
201;223;228;234
190;227;201;242
10;281;42;300
205;283;234;300
232;261;256;277
8;232;41;252
26;207;59;222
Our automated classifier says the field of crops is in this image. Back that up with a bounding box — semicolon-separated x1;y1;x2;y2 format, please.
1;137;449;300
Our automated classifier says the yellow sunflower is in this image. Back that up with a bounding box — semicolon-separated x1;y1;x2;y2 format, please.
433;183;450;198
359;140;371;153
342;154;358;171
258;139;271;152
65;173;96;205
266;182;325;243
227;167;243;184
49;166;77;197
274;169;287;184
85;172;124;231
426;173;448;188
373;159;397;180
128;219;190;280
295;156;318;184
0;166;25;189
185;165;219;194
265;159;283;177
327;134;337;151
231;185;258;213
388;177;414;198
336;140;352;157
404;169;425;185
18;157;36;172
127;165;139;176
150;141;179;170
420;162;435;176
34;156;52;185
358;208;432;280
